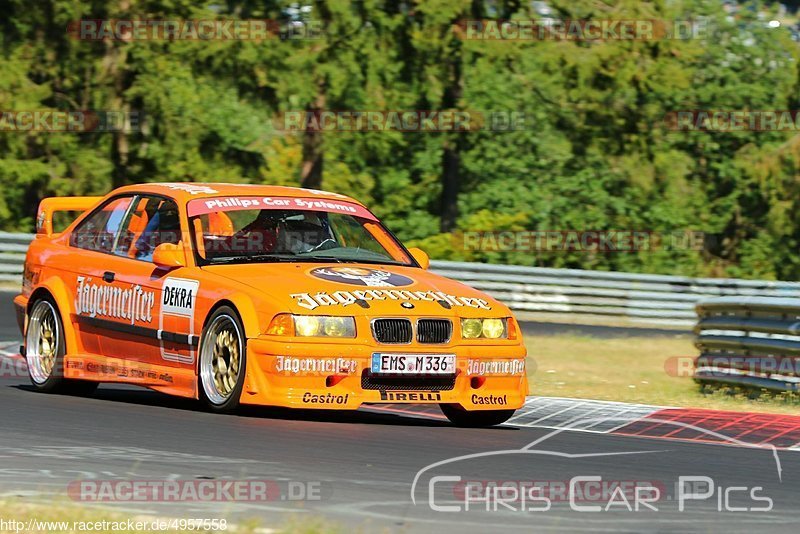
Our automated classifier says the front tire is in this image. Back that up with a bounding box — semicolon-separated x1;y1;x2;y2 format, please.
26;297;97;396
198;306;246;413
440;404;515;427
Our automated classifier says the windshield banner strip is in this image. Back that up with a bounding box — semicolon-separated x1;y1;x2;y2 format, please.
187;196;377;220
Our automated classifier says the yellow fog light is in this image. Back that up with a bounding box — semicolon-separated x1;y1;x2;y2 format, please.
482;318;506;339
461;318;483;339
294;316;321;337
323;316;355;337
292;316;356;337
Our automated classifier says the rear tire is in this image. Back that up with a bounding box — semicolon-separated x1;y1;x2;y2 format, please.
198;306;246;413
26;297;97;396
440;404;515;427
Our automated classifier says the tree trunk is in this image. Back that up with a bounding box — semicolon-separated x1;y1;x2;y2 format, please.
300;87;325;190
440;139;460;232
106;1;131;189
439;46;463;233
301;2;333;190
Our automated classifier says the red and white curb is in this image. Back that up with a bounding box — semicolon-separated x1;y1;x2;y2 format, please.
507;396;659;432
505;396;800;449
368;397;660;431
374;396;800;450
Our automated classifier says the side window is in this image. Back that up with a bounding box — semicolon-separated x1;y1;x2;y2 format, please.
115;196;182;262
70;197;134;253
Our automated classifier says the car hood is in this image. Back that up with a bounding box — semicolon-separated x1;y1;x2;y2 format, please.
200;262;507;317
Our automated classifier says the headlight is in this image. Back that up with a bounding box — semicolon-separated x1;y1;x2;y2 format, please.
295;315;356;337
461;318;483;339
482;318;505;339
295;316;321;336
266;314;356;338
323;316;350;337
461;318;508;339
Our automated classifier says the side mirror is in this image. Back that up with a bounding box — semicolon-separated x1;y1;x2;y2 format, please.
152;242;186;268
408;247;430;270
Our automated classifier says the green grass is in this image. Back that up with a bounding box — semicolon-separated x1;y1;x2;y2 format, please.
525;334;800;415
0;500;225;533
0;498;346;534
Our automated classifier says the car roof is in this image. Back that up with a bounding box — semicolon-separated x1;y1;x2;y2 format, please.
111;182;367;207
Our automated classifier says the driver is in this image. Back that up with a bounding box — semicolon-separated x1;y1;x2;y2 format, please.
230;210;279;255
277;212;335;254
135;202;181;261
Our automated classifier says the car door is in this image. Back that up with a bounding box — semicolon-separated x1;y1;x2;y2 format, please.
67;194;138;357
92;194;194;373
131;195;200;375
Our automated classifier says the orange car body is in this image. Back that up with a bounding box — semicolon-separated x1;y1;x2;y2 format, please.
15;183;528;411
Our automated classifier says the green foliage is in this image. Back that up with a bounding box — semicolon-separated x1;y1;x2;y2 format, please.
2;0;800;279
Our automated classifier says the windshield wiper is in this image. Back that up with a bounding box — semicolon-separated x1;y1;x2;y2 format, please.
290;255;346;263
297;255;404;266
205;254;403;266
348;259;406;266
205;254;296;264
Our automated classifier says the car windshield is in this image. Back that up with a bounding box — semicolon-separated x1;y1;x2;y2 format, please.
188;197;413;266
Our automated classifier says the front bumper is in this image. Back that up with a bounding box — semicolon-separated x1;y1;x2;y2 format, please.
240;336;529;410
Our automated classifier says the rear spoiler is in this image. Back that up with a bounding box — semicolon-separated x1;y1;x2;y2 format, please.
36;196;103;237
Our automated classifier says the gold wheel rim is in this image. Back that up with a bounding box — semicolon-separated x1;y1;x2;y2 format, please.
26;300;60;384
212;328;240;398
39;313;56;376
200;314;243;405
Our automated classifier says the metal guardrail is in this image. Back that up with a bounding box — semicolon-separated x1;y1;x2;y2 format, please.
0;232;33;283
693;297;800;392
431;261;800;326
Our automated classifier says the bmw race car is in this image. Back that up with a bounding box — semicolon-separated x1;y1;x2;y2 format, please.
15;183;528;427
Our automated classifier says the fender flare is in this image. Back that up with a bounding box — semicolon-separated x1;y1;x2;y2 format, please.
29;276;78;355
202;292;264;341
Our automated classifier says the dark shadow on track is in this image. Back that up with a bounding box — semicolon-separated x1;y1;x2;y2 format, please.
11;382;515;429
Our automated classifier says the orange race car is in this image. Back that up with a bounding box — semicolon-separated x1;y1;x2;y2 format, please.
14;183;528;426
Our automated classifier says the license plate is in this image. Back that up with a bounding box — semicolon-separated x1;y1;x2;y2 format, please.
371;353;455;375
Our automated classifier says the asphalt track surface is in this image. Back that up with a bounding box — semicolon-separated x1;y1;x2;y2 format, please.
1;291;797;532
